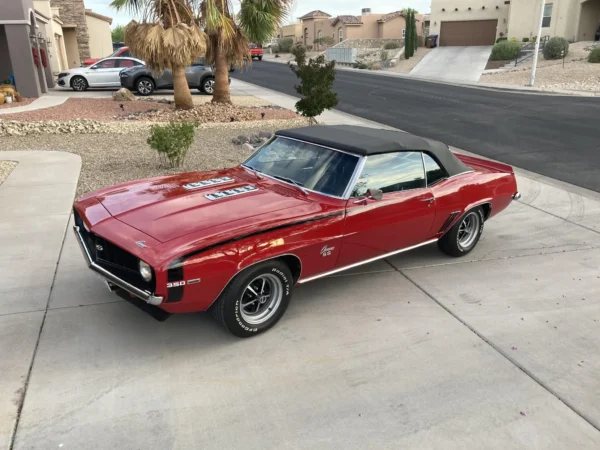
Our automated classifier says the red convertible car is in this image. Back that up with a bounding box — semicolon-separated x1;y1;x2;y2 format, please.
73;125;520;337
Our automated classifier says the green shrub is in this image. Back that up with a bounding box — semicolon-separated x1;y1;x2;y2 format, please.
543;37;569;60
495;37;508;43
352;61;368;69
588;47;600;63
490;41;521;60
384;41;400;50
380;50;389;61
147;121;197;168
289;46;338;124
522;37;530;42
277;37;294;53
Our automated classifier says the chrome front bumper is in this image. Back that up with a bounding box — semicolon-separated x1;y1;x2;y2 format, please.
512;192;521;200
73;226;163;306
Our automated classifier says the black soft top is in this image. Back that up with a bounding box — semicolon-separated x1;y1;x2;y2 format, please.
275;125;470;177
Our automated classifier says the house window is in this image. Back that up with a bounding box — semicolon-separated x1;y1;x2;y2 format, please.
402;28;406;38
542;4;553;28
338;27;344;43
317;30;322;41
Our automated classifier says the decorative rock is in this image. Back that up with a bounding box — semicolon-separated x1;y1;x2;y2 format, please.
242;143;255;152
237;135;250;143
250;135;263;145
113;88;136;102
259;131;272;138
231;137;242;145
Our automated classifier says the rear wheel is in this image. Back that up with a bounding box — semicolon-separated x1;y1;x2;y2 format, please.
136;77;154;96
200;76;215;95
211;260;293;338
71;76;88;91
258;55;262;61
438;207;484;257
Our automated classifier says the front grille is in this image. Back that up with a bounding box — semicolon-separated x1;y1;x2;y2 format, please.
74;209;156;293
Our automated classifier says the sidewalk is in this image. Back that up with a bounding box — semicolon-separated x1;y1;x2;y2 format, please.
0;96;67;115
0;151;81;447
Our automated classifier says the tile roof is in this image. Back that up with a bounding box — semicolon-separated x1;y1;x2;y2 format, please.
331;15;363;26
377;11;405;23
299;10;332;20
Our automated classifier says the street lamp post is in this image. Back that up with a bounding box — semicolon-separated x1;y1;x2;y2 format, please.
529;0;546;87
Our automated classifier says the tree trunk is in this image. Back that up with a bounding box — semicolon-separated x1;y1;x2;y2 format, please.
172;65;194;110
212;41;231;104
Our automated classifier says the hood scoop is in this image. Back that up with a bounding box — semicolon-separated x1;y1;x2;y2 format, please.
183;176;234;190
205;185;258;201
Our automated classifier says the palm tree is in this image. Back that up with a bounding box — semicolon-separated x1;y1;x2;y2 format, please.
200;0;292;103
114;0;292;106
111;0;207;110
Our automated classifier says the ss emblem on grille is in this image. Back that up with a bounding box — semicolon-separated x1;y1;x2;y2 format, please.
96;245;104;251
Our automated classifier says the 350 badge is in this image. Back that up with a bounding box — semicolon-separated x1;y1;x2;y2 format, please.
167;278;200;288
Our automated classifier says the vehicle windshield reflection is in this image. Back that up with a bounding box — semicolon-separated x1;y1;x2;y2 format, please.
243;137;359;198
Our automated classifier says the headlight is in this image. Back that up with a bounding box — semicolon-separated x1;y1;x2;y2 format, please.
139;260;152;281
58;72;69;78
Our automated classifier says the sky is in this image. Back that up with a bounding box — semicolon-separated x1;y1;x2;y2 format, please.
85;0;432;29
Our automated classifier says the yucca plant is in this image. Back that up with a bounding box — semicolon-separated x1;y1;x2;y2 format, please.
111;0;207;110
113;0;292;106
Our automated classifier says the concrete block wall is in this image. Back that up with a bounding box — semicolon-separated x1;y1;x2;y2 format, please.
50;0;90;61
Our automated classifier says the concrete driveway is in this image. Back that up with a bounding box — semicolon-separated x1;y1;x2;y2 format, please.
3;150;600;449
410;46;493;83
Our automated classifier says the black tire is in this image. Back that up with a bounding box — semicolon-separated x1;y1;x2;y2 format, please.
211;260;293;338
200;76;215;95
135;77;155;96
258;56;262;61
71;76;88;91
438;206;485;257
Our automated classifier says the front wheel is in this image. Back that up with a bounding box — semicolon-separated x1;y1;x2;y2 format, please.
136;77;155;96
438;207;484;257
258;56;262;61
211;260;293;337
201;77;215;95
71;76;88;91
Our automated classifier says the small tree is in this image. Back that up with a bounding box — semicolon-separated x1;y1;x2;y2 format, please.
147;121;197;168
405;10;415;59
411;10;418;54
111;25;125;43
289;43;338;124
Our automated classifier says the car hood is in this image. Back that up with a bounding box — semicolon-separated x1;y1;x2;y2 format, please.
93;167;318;243
67;66;92;75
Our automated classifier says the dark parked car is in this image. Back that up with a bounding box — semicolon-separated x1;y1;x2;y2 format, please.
119;58;228;96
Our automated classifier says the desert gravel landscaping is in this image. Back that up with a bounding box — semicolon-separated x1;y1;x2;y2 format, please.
481;42;600;92
0;119;308;196
0;160;17;185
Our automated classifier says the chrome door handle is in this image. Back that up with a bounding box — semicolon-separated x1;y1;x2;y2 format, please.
420;198;435;203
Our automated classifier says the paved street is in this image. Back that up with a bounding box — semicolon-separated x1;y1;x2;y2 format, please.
231;62;600;192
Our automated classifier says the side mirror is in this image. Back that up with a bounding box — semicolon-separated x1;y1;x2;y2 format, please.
90;66;98;70
366;189;383;201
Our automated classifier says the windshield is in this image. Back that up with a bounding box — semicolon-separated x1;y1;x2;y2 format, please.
243;137;359;198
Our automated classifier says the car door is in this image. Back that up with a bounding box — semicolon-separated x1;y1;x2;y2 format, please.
336;151;437;268
88;59;121;86
155;68;173;88
187;58;206;87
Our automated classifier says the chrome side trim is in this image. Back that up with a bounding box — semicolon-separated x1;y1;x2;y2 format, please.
297;238;438;284
73;226;163;306
343;155;367;200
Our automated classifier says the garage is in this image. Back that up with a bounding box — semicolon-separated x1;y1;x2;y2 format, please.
440;20;498;46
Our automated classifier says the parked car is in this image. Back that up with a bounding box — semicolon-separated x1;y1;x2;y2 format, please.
82;46;131;67
72;125;520;337
249;42;263;60
56;57;145;91
119;57;227;95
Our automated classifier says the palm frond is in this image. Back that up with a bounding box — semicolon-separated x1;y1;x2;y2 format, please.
238;0;291;43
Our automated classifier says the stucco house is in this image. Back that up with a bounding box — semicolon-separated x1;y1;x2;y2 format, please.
0;0;113;98
429;0;600;46
281;8;418;48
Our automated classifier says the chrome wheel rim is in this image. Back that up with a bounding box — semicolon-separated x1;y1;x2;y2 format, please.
457;212;480;249
138;80;152;94
240;274;282;325
72;78;86;91
204;79;214;94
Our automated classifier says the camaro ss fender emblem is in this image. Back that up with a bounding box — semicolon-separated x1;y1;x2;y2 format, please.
136;241;148;248
96;244;103;251
320;245;335;257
